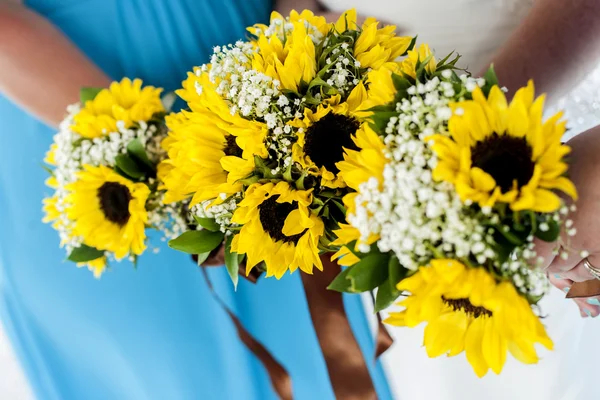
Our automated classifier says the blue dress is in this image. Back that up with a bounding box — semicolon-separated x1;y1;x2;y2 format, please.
0;1;392;399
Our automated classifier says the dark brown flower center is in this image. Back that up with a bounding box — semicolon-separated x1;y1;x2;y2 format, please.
304;113;360;173
471;133;535;192
98;182;132;226
442;296;492;318
258;195;305;244
224;135;243;158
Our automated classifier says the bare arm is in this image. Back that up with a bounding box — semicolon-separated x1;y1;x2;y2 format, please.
487;0;600;102
0;2;110;127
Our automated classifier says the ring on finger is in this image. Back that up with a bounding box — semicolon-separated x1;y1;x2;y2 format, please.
583;258;600;281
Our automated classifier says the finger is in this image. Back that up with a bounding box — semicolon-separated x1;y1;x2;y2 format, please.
547;273;573;295
559;254;600;283
573;297;600;318
562;260;597;283
545;247;581;274
533;238;558;270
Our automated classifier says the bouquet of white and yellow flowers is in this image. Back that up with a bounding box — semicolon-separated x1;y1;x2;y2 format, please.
330;57;579;376
43;78;187;277
160;9;450;284
160;9;582;377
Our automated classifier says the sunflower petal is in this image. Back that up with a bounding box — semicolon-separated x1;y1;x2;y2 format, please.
465;317;489;378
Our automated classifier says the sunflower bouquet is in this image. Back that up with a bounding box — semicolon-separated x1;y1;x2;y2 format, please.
160;9;437;283
330;50;579;375
43;78;187;277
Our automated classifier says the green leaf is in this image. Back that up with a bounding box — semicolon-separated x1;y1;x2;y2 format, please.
374;279;401;312
224;235;240;289
327;265;354;292
168;230;224;255
113;165;131;180
283;162;293;182
492;229;518;264
391;73;412;93
346;253;390;292
481;64;499;96
330;199;346;214
193;216;220;232
41;164;54;176
495;225;526;246
535;219;560;242
127;139;155;170
369;111;398;133
436;51;456;68
80;87;103;104
342;240;364;259
494;241;515;265
238;175;260;186
484;64;499;86
401;35;418;56
415;54;434;82
254;155;276;179
115;154;146;180
196;252;211;266
388;255;407;291
68;244;104;263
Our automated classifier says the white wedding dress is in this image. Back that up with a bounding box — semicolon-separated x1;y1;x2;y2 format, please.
320;1;600;399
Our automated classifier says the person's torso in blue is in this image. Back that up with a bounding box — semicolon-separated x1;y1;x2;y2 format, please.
0;1;392;399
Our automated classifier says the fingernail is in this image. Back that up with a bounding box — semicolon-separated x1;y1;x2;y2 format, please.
587;298;600;306
563;287;570;293
553;274;562;279
584;309;592;317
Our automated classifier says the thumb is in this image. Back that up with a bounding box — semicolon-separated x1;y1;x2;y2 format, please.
533;237;558;270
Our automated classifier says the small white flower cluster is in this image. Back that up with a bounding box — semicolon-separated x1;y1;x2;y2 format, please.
347;74;554;298
208;42;281;119
146;187;188;244
252;14;325;46
348;76;494;270
51;106;164;187
206;42;306;167
191;196;240;233
324;42;362;96
504;254;550;299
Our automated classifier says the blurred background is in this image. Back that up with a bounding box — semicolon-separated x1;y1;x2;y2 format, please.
0;324;31;399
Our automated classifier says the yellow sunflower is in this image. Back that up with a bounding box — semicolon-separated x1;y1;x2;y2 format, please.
330;124;388;265
80;257;108;279
354;62;403;115
251;14;321;92
230;182;324;279
399;43;437;79
429;82;577;212
335;10;412;71
289;86;370;188
385;259;553;377
159;69;264;205
66;165;150;260
42;193;61;228
248;10;329;39
45;144;57;166
72;78;164;139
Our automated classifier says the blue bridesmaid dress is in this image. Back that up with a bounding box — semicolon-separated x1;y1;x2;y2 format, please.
0;1;392;399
